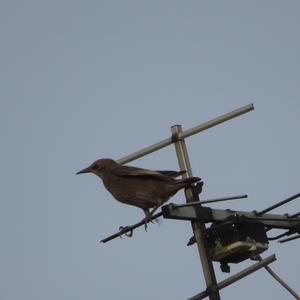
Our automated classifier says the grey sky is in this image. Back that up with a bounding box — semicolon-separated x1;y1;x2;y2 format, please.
1;1;300;299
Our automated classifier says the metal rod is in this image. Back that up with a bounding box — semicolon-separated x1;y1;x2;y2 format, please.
257;255;300;300
182;103;254;140
171;125;220;300
267;230;291;241
289;211;300;218
162;205;300;229
244;216;300;223
172;194;248;207
188;254;276;300
201;194;248;204
117;103;254;165
279;234;300;243
100;212;163;243
256;193;300;216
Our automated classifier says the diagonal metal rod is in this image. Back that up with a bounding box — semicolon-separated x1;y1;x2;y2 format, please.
279;234;300;243
117;103;254;165
188;255;276;300
257;255;300;300
268;230;292;241
256;193;300;216
289;211;300;218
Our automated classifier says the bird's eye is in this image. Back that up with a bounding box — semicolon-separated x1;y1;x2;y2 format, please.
92;165;98;170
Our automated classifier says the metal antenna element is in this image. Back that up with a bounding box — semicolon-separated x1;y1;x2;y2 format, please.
256;193;300;216
200;194;248;204
173;194;248;207
188;255;276;300
257;255;300;300
163;205;300;228
117;104;254;165
100;212;163;243
268;230;292;241
289;211;300;218
279;234;300;244
171;124;220;300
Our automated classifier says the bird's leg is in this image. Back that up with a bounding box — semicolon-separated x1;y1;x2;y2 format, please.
143;209;153;231
143;200;163;231
148;205;163;226
149;198;164;219
149;206;159;216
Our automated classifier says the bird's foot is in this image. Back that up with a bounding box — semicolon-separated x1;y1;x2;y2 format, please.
143;209;154;231
143;216;154;231
118;226;133;238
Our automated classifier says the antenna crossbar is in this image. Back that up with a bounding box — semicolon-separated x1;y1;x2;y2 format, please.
162;205;300;230
117;104;254;165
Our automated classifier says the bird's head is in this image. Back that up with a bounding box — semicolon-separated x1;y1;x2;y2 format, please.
76;158;117;179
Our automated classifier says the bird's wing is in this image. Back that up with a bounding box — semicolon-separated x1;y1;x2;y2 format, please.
156;170;186;178
111;165;175;181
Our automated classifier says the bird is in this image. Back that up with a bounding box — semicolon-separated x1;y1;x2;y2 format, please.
76;158;202;229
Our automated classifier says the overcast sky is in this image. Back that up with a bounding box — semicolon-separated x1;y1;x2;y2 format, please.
1;1;300;300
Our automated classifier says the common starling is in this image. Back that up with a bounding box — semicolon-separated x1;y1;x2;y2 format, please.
76;158;201;228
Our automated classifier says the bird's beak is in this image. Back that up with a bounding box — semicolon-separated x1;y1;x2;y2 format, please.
76;166;92;175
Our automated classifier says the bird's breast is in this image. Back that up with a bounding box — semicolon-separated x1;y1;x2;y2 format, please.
102;175;172;208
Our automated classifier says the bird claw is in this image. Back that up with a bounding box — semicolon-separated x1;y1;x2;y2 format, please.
144;222;148;232
118;226;133;238
143;216;155;232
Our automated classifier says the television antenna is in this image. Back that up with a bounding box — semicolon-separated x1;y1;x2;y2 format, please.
99;104;300;300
